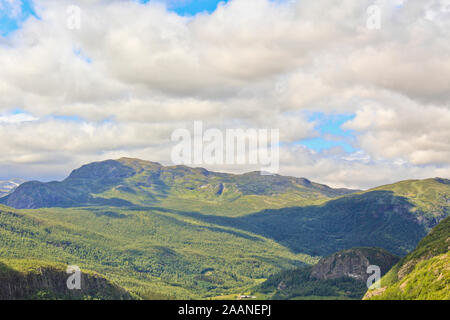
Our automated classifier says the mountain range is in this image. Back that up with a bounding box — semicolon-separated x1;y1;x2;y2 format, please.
0;158;356;212
0;158;448;299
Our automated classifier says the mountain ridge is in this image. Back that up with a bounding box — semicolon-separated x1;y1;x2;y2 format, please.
0;158;357;211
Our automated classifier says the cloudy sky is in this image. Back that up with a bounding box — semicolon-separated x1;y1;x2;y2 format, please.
0;0;449;189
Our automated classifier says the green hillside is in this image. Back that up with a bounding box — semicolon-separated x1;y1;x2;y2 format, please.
253;248;399;300
0;204;315;299
370;178;450;229
221;178;450;256
0;158;355;215
364;217;450;300
0;158;449;299
0;258;133;300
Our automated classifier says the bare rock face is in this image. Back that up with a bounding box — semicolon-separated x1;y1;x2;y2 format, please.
310;248;400;282
0;262;134;300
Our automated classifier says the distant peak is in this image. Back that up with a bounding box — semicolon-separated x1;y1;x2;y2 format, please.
66;159;136;180
434;177;450;185
117;157;143;162
117;157;162;167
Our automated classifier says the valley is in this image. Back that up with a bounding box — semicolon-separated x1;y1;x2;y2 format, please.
0;158;449;299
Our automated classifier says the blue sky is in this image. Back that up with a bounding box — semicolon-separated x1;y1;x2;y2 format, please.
140;0;230;15
73;48;92;64
1;1;230;35
299;113;356;153
0;0;37;36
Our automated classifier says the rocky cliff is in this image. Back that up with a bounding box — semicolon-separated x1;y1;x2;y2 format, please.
311;247;400;282
0;259;134;300
254;247;400;300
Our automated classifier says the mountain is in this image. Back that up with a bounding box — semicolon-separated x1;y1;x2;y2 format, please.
221;177;450;256
364;217;450;300
2;159;448;257
0;158;356;213
0;258;134;300
369;178;450;229
0;158;449;299
253;248;399;300
0;179;25;198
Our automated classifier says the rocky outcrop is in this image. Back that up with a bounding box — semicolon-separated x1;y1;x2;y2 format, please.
310;248;400;282
0;261;133;300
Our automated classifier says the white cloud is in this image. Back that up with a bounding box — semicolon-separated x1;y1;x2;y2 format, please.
0;112;37;123
344;102;450;166
0;0;449;188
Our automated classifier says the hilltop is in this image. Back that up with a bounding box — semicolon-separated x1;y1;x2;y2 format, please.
364;217;450;300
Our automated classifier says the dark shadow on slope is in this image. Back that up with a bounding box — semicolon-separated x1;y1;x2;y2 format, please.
131;191;431;256
128;206;263;242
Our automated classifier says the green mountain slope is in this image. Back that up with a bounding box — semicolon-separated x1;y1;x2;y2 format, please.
0;204;315;299
364;217;450;300
0;258;134;300
2;159;449;255
0;158;356;215
214;178;450;256
253;248;399;300
0;158;449;299
370;178;450;229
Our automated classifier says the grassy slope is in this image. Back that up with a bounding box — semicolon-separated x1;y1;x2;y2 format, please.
370;178;450;228
364;217;450;300
220;178;450;256
90;162;450;257
0;204;316;299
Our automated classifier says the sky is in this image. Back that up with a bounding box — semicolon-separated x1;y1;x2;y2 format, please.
0;0;449;189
